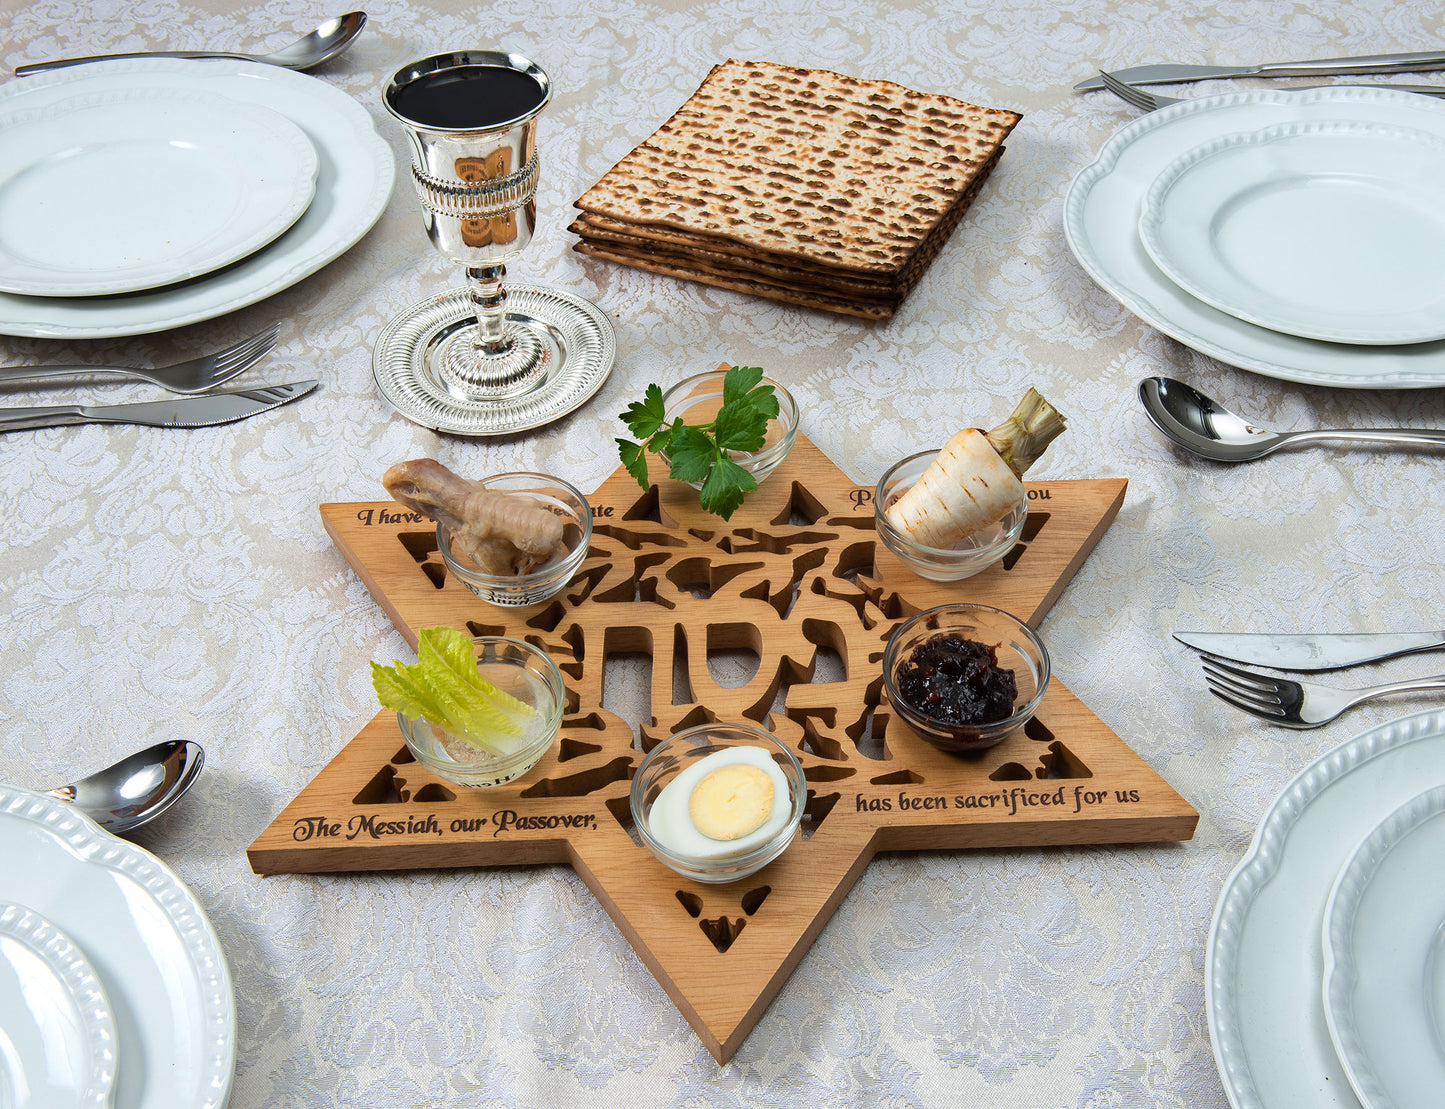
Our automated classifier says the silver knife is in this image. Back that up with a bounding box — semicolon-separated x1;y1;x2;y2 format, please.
1174;630;1445;671
1075;48;1445;90
0;380;319;433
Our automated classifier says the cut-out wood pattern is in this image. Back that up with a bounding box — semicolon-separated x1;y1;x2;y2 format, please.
248;435;1196;1063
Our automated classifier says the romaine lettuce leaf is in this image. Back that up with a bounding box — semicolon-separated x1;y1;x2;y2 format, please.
372;627;537;754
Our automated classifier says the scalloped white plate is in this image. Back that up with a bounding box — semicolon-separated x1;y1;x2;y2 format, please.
0;87;317;296
0;902;117;1108
1065;87;1445;388
1139;121;1445;345
0;786;234;1109
1322;784;1445;1109
1207;710;1445;1109
0;58;392;338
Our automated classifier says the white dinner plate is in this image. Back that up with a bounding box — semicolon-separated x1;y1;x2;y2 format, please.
1065;87;1445;388
0;902;117;1108
0;58;393;338
1139;121;1445;345
0;786;234;1109
1322;784;1445;1109
0;88;318;297
1207;710;1445;1109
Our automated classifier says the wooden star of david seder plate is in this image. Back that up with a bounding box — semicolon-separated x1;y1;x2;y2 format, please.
248;434;1196;1063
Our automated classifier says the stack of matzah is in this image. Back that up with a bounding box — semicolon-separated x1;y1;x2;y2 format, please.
570;59;1021;320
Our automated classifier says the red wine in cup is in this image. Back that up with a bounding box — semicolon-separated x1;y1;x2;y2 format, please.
393;65;546;129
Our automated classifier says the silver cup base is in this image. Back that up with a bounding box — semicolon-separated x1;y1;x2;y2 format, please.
372;283;617;436
437;318;547;399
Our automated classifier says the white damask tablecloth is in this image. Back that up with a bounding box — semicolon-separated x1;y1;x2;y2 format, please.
3;0;1445;1105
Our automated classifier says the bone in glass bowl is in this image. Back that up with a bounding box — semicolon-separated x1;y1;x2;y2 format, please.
658;370;799;489
882;603;1050;753
437;471;592;607
374;50;615;433
630;722;806;884
396;636;564;787
874;450;1027;582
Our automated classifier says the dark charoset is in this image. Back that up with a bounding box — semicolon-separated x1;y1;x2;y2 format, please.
895;633;1018;726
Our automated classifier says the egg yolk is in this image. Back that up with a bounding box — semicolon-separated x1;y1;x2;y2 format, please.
687;763;775;842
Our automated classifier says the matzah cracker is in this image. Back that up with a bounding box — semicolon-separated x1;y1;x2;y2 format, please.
571;146;1000;290
571;146;1002;316
576;241;903;306
574;59;1020;276
570;217;901;295
574;241;898;320
573;211;904;281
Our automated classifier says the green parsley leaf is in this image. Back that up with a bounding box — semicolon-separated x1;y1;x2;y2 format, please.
665;425;717;484
620;383;668;440
616;367;781;520
617;437;649;491
698;456;757;521
647;417;684;456
713;389;775;453
722;365;764;405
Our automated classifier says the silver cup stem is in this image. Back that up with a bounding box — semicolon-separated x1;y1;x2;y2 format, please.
468;264;509;355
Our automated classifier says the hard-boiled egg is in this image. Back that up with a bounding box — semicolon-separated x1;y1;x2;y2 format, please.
647;746;791;859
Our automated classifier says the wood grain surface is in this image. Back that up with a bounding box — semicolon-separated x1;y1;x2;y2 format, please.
248;436;1194;1062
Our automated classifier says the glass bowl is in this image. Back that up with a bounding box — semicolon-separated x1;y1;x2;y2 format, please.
659;369;799;488
396;636;564;787
874;450;1028;582
629;722;806;884
437;471;591;607
882;603;1050;753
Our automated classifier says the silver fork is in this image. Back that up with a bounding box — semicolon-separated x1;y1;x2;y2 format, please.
1098;70;1172;111
1202;656;1445;728
1096;69;1445;112
0;324;281;394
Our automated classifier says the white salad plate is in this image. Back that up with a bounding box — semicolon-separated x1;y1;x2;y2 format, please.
1322;784;1445;1109
0;785;234;1109
1065;87;1445;388
0;88;318;297
0;901;118;1108
0;58;393;338
1207;710;1445;1109
1139;121;1445;346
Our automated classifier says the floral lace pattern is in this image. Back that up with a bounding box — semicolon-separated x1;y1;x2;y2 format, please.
3;0;1445;1105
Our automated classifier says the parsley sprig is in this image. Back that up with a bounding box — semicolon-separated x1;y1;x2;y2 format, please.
617;366;780;521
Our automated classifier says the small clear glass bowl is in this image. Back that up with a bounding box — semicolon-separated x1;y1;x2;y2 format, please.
658;369;799;488
630;722;806;884
874;450;1027;582
396;636;564;787
882;603;1050;753
437;471;591;607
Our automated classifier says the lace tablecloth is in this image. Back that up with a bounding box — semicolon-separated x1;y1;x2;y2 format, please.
3;1;1444;1105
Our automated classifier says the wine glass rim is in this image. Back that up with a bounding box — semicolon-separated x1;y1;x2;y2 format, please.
384;50;553;132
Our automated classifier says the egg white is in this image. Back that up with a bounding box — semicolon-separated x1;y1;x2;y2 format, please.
648;746;792;859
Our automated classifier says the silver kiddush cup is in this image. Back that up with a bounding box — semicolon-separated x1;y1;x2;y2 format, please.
375;50;613;422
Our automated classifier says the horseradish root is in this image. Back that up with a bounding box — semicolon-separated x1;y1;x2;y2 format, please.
885;389;1066;549
382;459;567;576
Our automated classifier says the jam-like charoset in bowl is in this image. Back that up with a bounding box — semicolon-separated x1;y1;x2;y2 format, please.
894;633;1018;726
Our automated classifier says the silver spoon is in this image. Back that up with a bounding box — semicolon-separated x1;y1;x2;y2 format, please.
14;12;367;76
1138;376;1445;462
46;740;204;834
